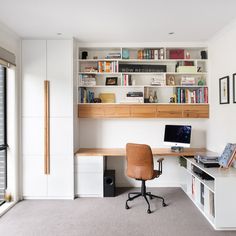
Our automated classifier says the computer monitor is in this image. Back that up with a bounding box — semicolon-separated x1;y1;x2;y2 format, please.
164;125;192;151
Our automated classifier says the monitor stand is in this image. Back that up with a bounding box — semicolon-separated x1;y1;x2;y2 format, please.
171;146;184;152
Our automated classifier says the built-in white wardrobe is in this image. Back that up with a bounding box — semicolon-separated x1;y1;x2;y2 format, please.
21;39;74;199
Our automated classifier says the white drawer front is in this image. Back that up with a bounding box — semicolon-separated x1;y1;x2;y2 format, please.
75;156;104;173
75;173;103;196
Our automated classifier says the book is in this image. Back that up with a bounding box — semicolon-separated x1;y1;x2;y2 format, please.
218;143;236;168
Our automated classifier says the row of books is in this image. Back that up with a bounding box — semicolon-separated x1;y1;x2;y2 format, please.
121;74;132;86
98;61;118;73
80;88;94;103
176;87;208;103
137;48;164;60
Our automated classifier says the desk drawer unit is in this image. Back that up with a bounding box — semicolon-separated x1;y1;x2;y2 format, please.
75;156;104;197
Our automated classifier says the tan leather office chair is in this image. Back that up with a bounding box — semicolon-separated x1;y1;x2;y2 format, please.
125;143;167;214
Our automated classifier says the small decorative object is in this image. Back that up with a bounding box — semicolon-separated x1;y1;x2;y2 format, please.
167;75;175;86
153;91;158;103
170;95;176;103
93;56;98;59
149;91;154;103
122;49;129;59
82;51;88;59
105;77;118;86
201;50;207;59
197;79;205;86
233;73;236;103
94;98;101;103
4;189;12;202
219;76;229;104
132;79;136;86
186;52;190;59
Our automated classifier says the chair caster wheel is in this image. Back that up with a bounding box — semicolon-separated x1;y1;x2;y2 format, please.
125;204;130;210
147;209;151;214
163;202;167;207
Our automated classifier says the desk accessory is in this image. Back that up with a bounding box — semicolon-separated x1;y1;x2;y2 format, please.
218;143;236;168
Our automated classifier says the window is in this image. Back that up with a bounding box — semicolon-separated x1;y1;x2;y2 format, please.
0;65;7;205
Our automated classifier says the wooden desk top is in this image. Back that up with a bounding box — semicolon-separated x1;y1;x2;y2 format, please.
75;148;209;157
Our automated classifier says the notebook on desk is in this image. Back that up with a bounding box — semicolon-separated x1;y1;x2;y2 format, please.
194;153;220;168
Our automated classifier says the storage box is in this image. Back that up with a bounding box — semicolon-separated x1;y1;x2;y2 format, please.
99;93;115;103
177;66;197;73
169;49;184;59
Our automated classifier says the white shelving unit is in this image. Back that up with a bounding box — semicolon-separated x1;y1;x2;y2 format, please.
77;46;208;105
182;157;236;230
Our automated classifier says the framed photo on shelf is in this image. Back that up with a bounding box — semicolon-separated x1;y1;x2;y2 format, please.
219;76;229;104
233;73;236;103
166;75;175;86
105;77;118;86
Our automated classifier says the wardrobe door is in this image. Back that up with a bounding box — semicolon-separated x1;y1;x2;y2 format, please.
46;40;74;198
21;40;46;117
21;40;47;198
46;40;73;117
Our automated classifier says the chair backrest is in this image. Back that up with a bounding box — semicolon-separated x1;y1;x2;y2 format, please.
126;143;154;180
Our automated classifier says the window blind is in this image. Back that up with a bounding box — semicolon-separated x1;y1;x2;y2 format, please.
0;65;7;202
0;47;15;66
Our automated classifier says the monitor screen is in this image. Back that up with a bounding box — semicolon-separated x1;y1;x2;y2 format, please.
164;125;192;147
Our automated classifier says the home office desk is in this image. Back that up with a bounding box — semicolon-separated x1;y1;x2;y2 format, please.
76;147;208;157
75;148;236;230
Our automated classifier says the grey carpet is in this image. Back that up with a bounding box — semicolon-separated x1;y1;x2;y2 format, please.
0;188;235;236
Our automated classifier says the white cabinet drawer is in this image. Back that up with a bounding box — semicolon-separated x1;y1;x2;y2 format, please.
75;156;104;173
75;173;103;197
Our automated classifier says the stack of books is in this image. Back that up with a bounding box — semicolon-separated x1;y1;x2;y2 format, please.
106;53;121;59
151;76;165;86
80;75;96;86
181;77;195;86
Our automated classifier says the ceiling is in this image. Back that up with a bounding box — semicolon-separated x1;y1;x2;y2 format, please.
0;0;236;43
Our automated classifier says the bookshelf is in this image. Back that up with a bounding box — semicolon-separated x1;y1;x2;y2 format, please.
182;157;236;230
77;46;209;118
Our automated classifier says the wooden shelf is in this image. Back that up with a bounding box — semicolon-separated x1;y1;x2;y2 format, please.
78;104;209;118
78;46;209;119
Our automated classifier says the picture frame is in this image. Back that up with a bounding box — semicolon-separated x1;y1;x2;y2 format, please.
219;76;229;104
233;73;236;103
105;77;118;86
166;75;175;86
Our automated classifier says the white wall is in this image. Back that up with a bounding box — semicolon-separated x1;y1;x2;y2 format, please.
0;22;20;200
207;20;236;155
79;118;207;187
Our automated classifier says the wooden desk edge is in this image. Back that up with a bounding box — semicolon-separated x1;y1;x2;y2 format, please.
75;148;209;157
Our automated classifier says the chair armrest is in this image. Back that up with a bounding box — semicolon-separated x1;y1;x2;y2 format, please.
157;158;164;174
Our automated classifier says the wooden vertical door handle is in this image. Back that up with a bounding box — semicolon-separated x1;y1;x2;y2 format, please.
44;80;50;175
